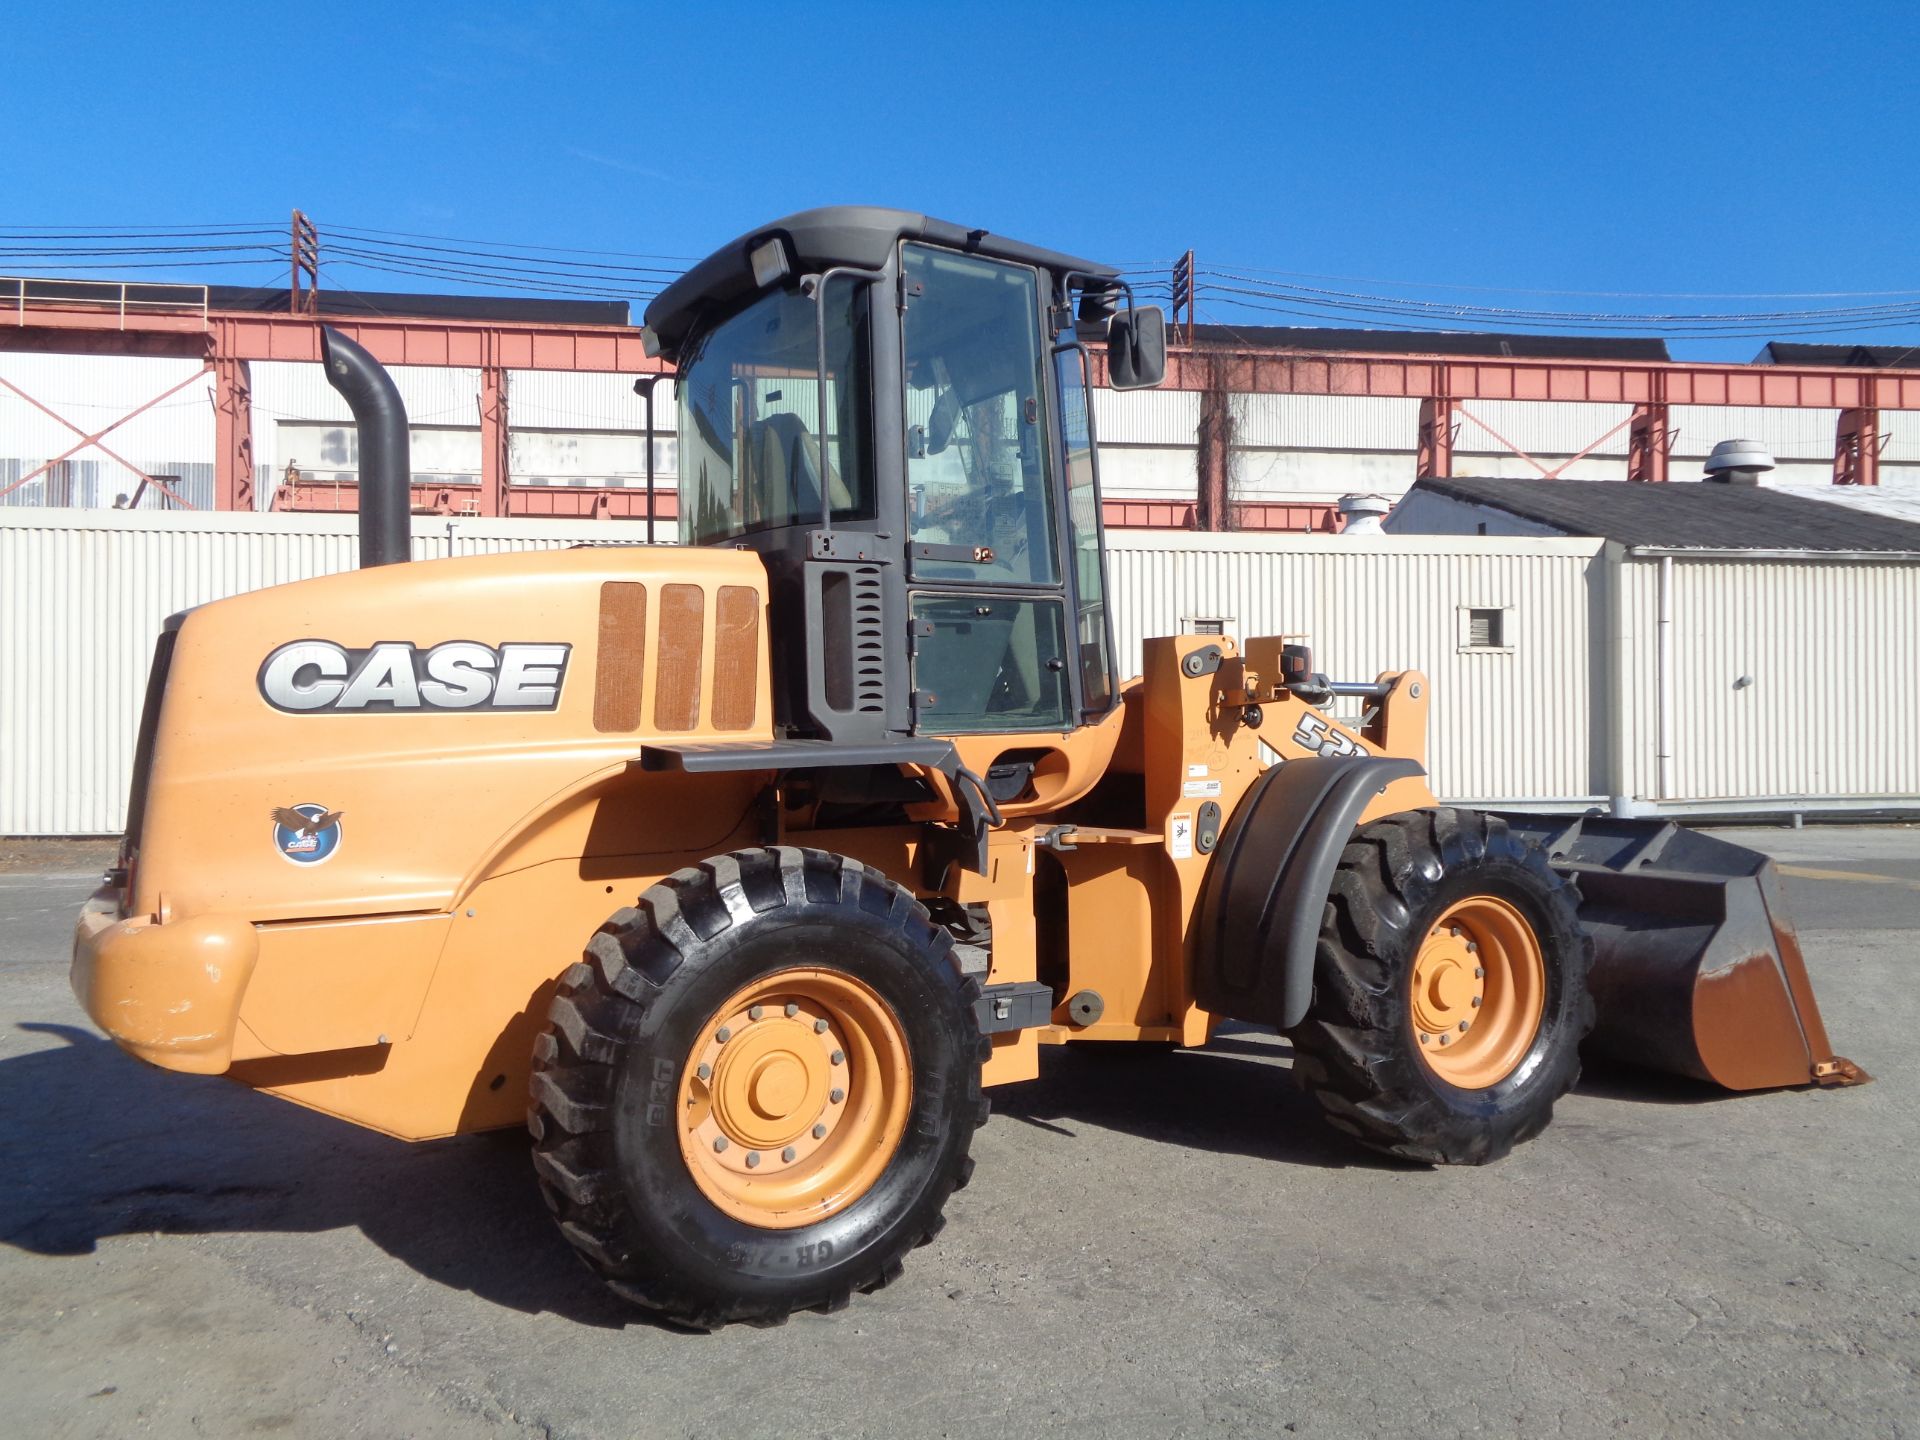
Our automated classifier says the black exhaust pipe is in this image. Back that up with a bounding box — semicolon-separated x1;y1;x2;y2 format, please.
320;326;411;567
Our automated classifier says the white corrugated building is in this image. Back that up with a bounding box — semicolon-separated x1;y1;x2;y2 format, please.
1386;475;1920;815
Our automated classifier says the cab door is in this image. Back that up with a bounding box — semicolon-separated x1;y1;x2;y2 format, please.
900;243;1074;734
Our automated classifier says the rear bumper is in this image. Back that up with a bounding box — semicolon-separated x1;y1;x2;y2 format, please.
70;887;259;1074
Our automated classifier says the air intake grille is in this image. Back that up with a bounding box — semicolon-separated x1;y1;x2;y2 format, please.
654;584;705;731
850;565;885;713
711;585;760;732
593;581;648;732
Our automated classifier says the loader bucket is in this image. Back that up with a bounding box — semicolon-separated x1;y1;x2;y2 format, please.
1497;815;1868;1091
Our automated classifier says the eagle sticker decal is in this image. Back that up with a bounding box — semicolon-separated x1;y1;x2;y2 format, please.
272;804;345;865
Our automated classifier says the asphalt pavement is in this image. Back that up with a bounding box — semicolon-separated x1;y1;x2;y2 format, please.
2;827;1916;1439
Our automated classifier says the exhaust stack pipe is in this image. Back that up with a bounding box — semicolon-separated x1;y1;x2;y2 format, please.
320;326;411;567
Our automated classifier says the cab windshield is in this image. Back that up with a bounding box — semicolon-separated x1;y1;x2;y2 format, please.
676;281;873;545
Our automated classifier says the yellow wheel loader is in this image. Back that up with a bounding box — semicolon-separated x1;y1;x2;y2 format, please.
72;208;1864;1329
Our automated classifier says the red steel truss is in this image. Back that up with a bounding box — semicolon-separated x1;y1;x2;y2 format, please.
1105;346;1920;486
3;285;661;515
7;285;1920;529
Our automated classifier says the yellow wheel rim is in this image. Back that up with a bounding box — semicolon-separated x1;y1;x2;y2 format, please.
1410;895;1546;1089
677;968;911;1230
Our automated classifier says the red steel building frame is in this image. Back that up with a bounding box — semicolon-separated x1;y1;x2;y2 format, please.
6;289;1919;531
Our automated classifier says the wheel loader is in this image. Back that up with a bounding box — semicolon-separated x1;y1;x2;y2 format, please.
72;206;1865;1328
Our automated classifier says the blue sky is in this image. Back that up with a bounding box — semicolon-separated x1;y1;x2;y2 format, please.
6;1;1917;359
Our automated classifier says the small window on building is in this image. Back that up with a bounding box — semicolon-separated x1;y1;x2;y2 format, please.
1182;616;1232;637
1462;606;1510;650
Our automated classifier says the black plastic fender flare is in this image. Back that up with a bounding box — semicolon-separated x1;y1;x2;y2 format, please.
1192;756;1426;1030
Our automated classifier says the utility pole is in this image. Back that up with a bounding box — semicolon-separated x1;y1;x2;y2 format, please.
290;210;320;314
1171;249;1195;345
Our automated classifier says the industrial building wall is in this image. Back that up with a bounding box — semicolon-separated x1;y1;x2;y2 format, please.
250;364;680;501
11;350;1917;517
1613;554;1920;809
0;353;218;508
1;511;1604;833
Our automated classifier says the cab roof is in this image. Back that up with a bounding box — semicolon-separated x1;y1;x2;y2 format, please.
643;206;1118;359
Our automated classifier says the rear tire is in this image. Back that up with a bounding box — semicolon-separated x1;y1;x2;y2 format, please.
1289;808;1593;1165
528;847;987;1328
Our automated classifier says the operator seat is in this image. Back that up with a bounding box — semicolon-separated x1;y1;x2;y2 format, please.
754;411;853;524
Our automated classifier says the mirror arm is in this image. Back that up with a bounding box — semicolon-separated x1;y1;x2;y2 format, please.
1055;271;1136;331
801;264;886;533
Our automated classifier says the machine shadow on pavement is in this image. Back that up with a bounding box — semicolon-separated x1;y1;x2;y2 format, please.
0;1014;1786;1331
946;1030;1413;1171
4;1015;1416;1326
0;1022;636;1330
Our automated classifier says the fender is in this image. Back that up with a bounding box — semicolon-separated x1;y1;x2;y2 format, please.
1193;756;1426;1030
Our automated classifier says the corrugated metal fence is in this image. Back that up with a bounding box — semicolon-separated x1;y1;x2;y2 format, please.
1105;533;1604;804
1615;553;1920;806
4;510;1914;833
0;510;637;834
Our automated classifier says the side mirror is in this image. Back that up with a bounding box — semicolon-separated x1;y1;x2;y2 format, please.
1107;305;1168;390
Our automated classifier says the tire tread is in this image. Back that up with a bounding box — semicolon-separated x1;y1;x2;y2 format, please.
528;845;985;1326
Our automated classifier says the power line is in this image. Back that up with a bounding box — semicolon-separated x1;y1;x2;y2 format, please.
0;243;286;259
327;232;683;278
1201;270;1920;327
0;256;287;273
1191;286;1920;340
0;224;280;237
324;241;671;288
326;221;696;264
1194;258;1920;301
321;254;655;302
323;254;654;300
6;215;1918;345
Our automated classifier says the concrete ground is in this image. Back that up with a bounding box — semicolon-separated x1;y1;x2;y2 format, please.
2;828;1916;1440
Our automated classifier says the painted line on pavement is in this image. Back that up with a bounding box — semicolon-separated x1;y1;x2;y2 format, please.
1779;863;1920;894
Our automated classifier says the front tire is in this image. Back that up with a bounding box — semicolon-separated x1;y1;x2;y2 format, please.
528;847;987;1328
1289;808;1594;1165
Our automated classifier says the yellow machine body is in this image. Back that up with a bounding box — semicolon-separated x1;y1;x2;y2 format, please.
71;542;1435;1140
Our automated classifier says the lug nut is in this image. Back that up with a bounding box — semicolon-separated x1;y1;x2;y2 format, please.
1466;941;1479;954
713;1136;728;1153
830;1050;845;1066
1471;996;1482;1008
812;1123;827;1139
1458;1021;1470;1033
1419;1033;1430;1045
830;1088;845;1105
716;1026;731;1044
1440;1035;1451;1046
1449;927;1461;938
749;1005;764;1021
745;1151;760;1169
785;1002;799;1018
814;1019;830;1034
782;1147;797;1163
696;1063;712;1081
1474;967;1485;979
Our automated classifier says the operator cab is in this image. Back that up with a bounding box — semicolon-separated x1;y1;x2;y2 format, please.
644;207;1166;752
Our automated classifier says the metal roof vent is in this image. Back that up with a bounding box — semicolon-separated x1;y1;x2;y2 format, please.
1704;438;1775;485
1338;493;1391;535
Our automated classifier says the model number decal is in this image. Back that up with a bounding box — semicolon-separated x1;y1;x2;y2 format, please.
1291;712;1370;759
259;639;571;714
